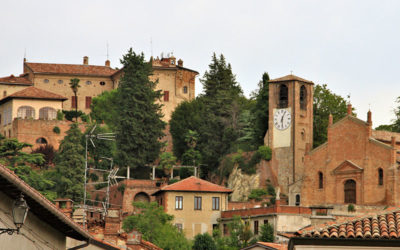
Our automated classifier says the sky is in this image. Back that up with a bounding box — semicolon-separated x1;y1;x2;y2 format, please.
1;0;400;127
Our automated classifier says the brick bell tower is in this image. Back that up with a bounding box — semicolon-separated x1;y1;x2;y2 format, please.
264;74;314;201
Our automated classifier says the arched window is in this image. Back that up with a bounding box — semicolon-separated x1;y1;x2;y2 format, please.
36;137;47;144
378;168;383;185
344;179;356;204
17;106;35;119
39;107;57;120
300;85;307;110
318;172;323;189
295;194;300;206
134;192;150;203
279;84;288;108
183;86;188;94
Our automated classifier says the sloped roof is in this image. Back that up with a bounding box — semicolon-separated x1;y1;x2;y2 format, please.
296;210;400;239
269;74;313;84
153;176;232;194
0;164;91;240
0;86;67;104
25;62;117;77
242;242;288;250
0;75;32;85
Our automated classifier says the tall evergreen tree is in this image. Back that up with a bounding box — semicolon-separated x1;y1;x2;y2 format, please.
115;48;165;171
53;123;85;202
69;78;81;121
251;72;270;147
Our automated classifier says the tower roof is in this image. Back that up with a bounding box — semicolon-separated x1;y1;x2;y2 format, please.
269;74;314;84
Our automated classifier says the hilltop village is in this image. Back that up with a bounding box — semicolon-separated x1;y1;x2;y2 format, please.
1;51;400;250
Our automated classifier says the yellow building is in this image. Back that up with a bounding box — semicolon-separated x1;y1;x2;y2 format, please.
153;176;232;239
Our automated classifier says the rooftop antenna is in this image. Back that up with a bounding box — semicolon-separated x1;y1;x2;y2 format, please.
106;42;109;60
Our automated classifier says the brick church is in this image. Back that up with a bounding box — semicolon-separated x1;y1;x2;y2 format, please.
264;74;400;207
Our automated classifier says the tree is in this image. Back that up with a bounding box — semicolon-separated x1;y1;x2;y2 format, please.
123;202;191;250
377;97;400;132
250;72;270;147
193;233;217;250
259;223;274;242
69;78;81;121
90;89;119;129
313;84;352;148
53;123;85;202
227;216;253;248
115;48;166;171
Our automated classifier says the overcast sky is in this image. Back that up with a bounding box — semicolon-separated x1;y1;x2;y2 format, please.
1;0;400;127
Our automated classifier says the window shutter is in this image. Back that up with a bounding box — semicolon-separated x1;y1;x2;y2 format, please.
86;96;92;109
164;91;169;102
71;96;77;108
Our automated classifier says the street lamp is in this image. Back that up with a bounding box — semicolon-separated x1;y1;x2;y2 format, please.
0;194;29;235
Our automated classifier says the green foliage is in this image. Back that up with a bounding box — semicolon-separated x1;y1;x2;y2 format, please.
348;204;355;212
179;167;193;179
259;223;274;242
377;97;400;132
375;124;395;131
123;202;191;250
313;84;353;148
117;183;126;194
53;126;61;134
53;123;85;202
257;146;272;161
90;89;119;129
250;72;270;147
227;216;253;249
159;152;176;171
193;233;217;250
56;110;64;120
32;144;56;168
62;110;85;122
248;189;268;201
115;48;166;171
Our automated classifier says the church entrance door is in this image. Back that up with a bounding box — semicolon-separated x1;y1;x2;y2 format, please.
344;179;356;204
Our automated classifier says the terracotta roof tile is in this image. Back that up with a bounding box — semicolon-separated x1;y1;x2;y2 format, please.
269;74;314;84
156;176;232;193
297;210;400;240
4;86;67;101
257;242;288;250
25;62;117;77
0;74;32;85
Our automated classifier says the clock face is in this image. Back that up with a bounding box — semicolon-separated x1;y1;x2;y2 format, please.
274;109;291;130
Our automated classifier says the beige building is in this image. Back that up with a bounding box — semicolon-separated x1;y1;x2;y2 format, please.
153;176;232;239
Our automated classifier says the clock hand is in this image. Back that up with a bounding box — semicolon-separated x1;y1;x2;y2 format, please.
281;114;284;124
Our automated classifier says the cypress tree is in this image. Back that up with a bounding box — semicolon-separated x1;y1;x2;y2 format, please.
251;72;270;146
115;48;166;171
54;123;85;202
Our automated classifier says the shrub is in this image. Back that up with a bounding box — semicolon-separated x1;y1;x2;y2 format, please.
57;110;64;120
248;189;268;201
32;144;56;168
348;204;355;212
117;183;126;194
53;126;61;134
257;145;272;161
193;233;217;250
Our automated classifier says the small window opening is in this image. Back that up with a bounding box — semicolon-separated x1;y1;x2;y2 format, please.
379;168;383;185
100;81;106;86
300;85;307;110
295;194;300;206
36;137;47;144
319;172;324;189
183;86;188;94
3;91;6;97
279;84;288;108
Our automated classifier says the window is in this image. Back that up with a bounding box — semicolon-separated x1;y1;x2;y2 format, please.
194;196;202;210
175;223;182;232
213;224;218;230
3;107;11;125
71;96;77;108
183;86;188;94
295;194;300;206
279;84;288;108
223;224;228;235
17;106;35;119
212;197;220;210
300;85;307;110
100;81;106;86
175;196;183;210
39;107;57;120
264;220;269;225
318;172;323;189
8;130;11;138
86;96;92;109
3;91;6;97
378;168;383;185
86;80;92;85
164;91;169;102
36;137;47;144
58;80;63;84
254;220;259;235
43;79;49;83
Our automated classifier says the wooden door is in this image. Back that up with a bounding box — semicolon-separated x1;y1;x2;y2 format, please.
344;179;356;204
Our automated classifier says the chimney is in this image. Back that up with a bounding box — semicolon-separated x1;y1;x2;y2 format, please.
347;104;352;115
367;110;372;125
178;59;183;67
328;114;333;126
391;136;396;148
126;230;142;245
83;56;89;65
105;60;110;67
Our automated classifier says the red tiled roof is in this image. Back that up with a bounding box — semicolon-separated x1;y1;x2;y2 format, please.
4;86;67;101
156;176;232;193
0;74;32;85
297;210;400;239
258;242;288;250
25;62;117;77
269;74;313;84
